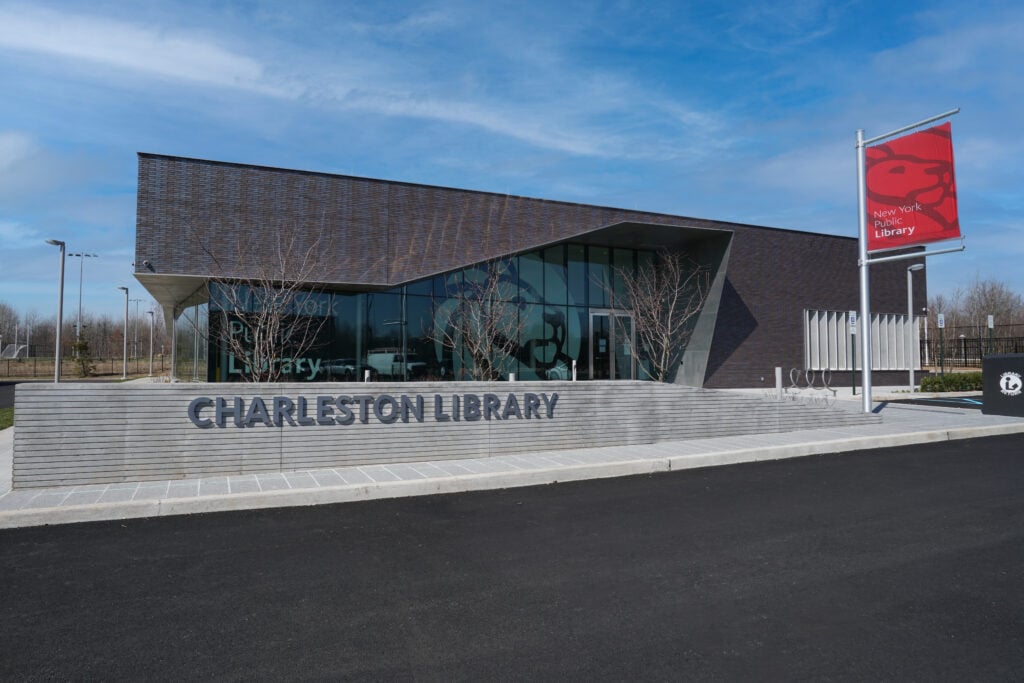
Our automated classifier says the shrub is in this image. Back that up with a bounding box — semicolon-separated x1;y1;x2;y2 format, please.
919;372;983;392
71;339;95;378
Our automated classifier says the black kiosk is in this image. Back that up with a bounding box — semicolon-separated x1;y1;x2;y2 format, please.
982;354;1024;417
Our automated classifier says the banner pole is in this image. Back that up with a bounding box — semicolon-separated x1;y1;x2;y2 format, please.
862;108;960;146
856;129;873;413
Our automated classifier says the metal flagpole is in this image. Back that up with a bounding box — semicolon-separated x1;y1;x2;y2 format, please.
856;129;872;413
855;107;961;414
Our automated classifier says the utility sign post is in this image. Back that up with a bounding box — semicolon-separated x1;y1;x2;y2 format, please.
855;109;965;413
938;313;946;377
849;311;857;395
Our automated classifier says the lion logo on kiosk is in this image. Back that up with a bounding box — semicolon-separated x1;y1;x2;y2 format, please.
999;371;1023;397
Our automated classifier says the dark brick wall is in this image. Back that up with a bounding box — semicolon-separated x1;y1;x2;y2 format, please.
703;230;925;387
137;155;392;285
135;153;923;388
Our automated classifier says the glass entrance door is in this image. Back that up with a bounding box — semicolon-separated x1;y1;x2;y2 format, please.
614;315;634;380
589;311;634;379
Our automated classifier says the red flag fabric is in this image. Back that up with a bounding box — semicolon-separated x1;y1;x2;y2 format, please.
865;122;960;251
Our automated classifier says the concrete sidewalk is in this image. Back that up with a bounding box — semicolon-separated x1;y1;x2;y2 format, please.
2;397;1023;529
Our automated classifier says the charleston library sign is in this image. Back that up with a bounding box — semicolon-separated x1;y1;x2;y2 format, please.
188;392;560;428
12;381;876;489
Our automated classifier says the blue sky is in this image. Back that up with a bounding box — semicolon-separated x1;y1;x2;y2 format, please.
1;0;1022;319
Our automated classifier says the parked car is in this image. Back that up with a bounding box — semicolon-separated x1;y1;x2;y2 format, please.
545;361;570;380
366;350;427;380
325;358;358;380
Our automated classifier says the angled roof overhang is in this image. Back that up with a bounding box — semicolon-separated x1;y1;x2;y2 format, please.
554;220;732;252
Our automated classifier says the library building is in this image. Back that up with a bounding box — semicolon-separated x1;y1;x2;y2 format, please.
133;153;924;389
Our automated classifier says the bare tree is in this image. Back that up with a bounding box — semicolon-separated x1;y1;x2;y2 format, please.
611;250;710;382
928;276;1024;338
0;301;19;355
961;277;1024;331
430;259;531;380
199;227;335;382
0;301;16;337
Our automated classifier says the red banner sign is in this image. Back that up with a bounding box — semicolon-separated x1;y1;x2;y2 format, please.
865;122;960;251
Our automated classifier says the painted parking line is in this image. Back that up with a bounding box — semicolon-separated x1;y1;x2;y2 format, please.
891;396;984;409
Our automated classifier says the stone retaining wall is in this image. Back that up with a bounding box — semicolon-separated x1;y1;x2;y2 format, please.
13;381;878;488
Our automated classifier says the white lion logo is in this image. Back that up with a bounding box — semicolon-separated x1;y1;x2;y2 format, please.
999;371;1023;397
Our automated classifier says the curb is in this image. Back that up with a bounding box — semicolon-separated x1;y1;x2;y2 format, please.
3;422;1024;530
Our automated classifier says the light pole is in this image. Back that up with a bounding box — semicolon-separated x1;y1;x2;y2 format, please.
117;286;129;380
907;264;924;392
147;310;155;377
69;252;97;350
45;239;66;383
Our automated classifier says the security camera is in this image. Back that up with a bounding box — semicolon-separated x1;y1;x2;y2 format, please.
143;260;151;267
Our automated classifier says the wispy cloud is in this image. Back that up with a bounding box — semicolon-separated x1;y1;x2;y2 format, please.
722;0;843;52
0;219;40;249
0;4;295;97
871;9;1024;86
0;130;101;203
0;3;732;162
339;90;614;157
349;8;456;40
0;130;32;170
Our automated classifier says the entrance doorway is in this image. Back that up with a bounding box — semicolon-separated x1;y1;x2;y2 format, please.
589;310;635;379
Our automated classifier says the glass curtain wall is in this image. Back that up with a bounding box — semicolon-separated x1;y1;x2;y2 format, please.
174;302;208;381
207;243;651;382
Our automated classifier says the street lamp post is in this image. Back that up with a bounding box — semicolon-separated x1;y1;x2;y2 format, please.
45;239;66;383
147;310;155;377
907;264;924;392
117;286;129;380
69;252;97;350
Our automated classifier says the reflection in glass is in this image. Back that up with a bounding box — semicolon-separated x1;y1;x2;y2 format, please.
614;314;634;380
568;244;587;309
588;246;609;308
544;245;567;305
591;312;610;379
518;251;544;303
203;241;655;383
366;292;402;354
613;248;634;307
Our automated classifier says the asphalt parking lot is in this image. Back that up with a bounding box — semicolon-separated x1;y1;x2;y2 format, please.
2;433;1023;680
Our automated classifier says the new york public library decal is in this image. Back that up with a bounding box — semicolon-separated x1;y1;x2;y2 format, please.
188;392;560;429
